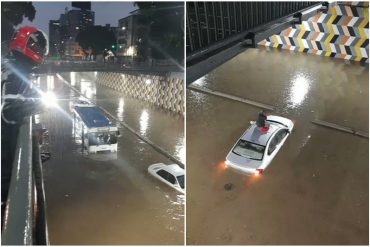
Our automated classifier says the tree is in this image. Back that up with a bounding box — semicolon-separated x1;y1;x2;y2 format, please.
134;2;184;63
75;26;116;55
1;2;36;42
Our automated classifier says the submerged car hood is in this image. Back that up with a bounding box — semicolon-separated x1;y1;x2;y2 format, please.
226;151;262;169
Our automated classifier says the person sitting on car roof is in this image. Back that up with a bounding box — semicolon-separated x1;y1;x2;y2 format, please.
256;110;269;132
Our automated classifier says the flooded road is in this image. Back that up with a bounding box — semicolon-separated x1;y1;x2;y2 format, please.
37;73;184;244
186;49;368;244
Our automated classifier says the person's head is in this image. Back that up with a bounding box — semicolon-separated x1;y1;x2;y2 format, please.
9;26;48;66
260;109;267;116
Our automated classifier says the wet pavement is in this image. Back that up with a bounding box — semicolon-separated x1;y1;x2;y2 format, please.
186;49;368;244
37;73;184;245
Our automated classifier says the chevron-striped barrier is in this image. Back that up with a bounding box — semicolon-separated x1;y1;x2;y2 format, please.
259;2;369;63
307;13;368;38
330;4;369;17
95;72;184;115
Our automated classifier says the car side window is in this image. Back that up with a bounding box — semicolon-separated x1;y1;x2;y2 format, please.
268;130;288;155
268;137;278;155
275;129;288;145
167;174;176;184
157;170;169;180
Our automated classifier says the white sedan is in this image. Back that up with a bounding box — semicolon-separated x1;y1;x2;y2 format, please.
148;163;185;193
225;115;294;176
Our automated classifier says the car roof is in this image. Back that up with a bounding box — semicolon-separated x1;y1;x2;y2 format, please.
241;123;281;146
164;164;184;176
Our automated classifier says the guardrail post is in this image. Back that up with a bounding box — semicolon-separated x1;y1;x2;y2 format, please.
244;32;256;48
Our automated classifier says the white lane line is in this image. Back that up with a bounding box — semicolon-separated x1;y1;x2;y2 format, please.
188;85;275;111
311;119;368;139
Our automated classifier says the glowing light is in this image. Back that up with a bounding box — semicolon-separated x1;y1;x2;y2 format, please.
121;26;126;30
145;79;152;85
139;110;149;135
41;91;57;107
288;72;311;108
126;46;136;56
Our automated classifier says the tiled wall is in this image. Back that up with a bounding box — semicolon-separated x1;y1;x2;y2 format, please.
95;72;184;115
259;2;369;63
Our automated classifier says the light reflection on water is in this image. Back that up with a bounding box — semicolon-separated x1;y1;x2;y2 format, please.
174;139;185;165
70;72;76;86
47;75;55;90
192;75;207;86
39;73;183;244
287;72;311;109
140;110;149;135
80;79;96;99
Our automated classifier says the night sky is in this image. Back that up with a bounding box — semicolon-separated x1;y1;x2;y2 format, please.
21;2;137;34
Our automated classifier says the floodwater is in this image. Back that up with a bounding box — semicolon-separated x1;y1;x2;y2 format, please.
186;49;368;244
37;73;184;245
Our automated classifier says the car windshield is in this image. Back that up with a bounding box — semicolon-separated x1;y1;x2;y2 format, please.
232;139;265;160
88;132;117;145
177;175;184;189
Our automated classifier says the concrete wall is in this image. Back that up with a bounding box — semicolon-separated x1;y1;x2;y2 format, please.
94;72;184;115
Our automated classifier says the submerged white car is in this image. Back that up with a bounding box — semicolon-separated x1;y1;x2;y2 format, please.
148;163;185;193
225;115;294;176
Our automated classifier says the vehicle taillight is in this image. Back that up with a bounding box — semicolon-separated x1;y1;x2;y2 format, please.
254;169;263;176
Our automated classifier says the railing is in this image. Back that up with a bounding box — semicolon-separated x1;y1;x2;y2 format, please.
186;1;321;55
1;117;49;245
36;60;183;74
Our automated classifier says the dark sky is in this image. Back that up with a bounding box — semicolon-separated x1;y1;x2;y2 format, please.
22;2;137;34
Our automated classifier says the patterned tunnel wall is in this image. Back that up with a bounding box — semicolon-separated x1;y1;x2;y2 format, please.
259;2;369;63
95;72;184;115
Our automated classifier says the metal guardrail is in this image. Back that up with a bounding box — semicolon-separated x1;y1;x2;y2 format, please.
1;117;49;245
186;1;321;55
36;61;183;74
2;117;34;245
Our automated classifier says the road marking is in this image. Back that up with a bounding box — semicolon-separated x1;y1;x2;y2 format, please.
311;119;369;139
56;73;185;168
188;85;275;111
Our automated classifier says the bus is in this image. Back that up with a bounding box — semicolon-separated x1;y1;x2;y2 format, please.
72;104;118;153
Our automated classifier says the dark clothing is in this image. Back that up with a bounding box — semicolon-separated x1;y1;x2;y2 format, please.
1;56;41;222
256;112;267;128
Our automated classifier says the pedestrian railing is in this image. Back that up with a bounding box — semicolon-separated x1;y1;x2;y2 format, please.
1;117;49;245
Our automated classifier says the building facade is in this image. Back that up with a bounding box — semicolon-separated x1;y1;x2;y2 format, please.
48;8;95;59
49;20;61;57
117;14;149;60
